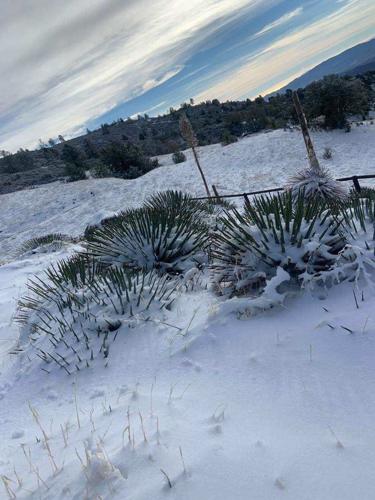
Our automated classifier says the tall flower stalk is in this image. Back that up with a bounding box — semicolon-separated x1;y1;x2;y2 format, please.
286;92;348;202
179;113;211;197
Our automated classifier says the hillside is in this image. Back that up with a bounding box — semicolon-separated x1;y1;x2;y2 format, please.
1;125;375;499
274;38;375;93
1;70;374;196
1;124;375;259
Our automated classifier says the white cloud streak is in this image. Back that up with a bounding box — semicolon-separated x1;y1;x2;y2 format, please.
252;7;303;39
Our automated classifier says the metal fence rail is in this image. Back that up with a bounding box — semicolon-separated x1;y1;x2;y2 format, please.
191;174;375;202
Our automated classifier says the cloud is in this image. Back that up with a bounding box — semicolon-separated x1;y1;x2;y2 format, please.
142;68;184;93
0;0;267;151
1;0;373;152
194;0;375;102
252;7;303;39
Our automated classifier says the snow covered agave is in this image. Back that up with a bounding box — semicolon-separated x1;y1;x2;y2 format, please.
86;204;209;274
144;190;210;215
16;256;177;373
145;189;235;215
212;191;346;298
145;190;235;245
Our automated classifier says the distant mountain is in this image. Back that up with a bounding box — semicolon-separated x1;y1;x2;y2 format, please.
345;59;375;76
274;38;375;94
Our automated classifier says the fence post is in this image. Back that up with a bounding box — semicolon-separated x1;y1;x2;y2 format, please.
352;176;361;193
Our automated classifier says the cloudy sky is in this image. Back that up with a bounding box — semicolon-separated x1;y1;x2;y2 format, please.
1;0;374;152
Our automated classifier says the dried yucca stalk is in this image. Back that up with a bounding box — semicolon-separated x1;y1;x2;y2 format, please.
179;114;211;197
286;93;348;203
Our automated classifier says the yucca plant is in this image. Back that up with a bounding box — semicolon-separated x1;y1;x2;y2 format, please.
84;212;131;241
287;91;348;204
145;189;235;215
16;255;100;328
145;190;235;233
319;196;375;286
349;186;375;202
144;190;209;216
16;233;75;257
343;196;375;234
86;206;209;274
85;191;214;242
212;191;346;296
17;257;177;374
286;165;348;203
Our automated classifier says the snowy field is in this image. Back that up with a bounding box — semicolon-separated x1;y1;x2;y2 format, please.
1;124;374;259
0;125;375;499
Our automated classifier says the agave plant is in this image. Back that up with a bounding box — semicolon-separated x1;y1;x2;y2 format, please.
17;256;177;373
144;190;207;215
317;196;375;286
286;165;348;204
145;190;235;218
84;211;132;241
16;255;100;330
16;233;75;257
212;191;346;297
349;186;375;202
86;206;209;274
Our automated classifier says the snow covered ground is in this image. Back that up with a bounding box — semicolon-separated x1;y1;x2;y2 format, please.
0;126;375;499
1;124;374;260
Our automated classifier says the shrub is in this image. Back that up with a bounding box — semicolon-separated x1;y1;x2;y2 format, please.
304;75;370;129
172;151;186;164
90;161;112;178
17;257;177;373
323;147;333;160
99;142;158;179
64;162;86;182
221;130;238;146
212;191;346;297
83;139;98;159
0;149;35;173
86;206;209;274
61;144;86;181
101;123;110;135
61;144;82;165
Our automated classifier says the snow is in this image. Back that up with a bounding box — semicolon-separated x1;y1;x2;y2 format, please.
0;125;375;499
1;124;375;259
